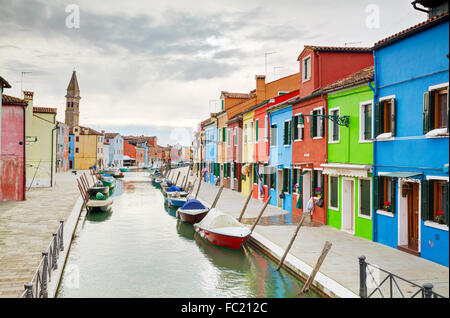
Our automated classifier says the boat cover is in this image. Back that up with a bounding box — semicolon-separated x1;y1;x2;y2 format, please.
168;186;182;192
181;199;206;210
197;208;245;230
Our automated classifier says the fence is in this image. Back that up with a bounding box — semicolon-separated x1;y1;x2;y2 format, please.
21;220;64;298
359;255;446;298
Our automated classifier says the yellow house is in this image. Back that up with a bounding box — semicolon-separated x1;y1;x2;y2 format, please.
23;91;57;188
241;110;255;195
71;125;103;170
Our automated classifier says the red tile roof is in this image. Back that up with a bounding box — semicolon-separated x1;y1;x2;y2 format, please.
70;125;102;135
221;91;255;99
105;133;120;139
2;94;27;106
322;66;374;92
373;12;449;49
33;107;57;114
0;76;11;88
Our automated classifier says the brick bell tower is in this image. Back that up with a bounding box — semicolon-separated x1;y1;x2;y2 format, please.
65;70;81;127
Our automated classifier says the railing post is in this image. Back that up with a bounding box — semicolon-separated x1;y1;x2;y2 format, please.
41;252;49;298
423;283;433;298
52;233;58;270
24;282;33;298
59;220;64;251
359;255;367;298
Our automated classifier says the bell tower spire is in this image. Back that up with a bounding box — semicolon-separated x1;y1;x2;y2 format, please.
65;70;81;127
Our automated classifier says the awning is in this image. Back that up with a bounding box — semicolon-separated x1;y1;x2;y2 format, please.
321;163;372;178
380;171;423;179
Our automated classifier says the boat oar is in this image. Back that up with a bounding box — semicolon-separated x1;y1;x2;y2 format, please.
238;189;253;222
276;215;305;271
299;241;332;295
211;186;224;209
250;196;271;233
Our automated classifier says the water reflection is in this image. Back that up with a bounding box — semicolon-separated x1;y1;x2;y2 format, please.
241;213;322;227
164;204;178;218
176;219;195;241
86;209;113;223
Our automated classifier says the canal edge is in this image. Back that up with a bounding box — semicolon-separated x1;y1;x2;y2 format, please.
248;232;359;298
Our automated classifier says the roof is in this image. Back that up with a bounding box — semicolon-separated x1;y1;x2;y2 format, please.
0;76;11;88
66;70;80;96
33;107;57;114
221;91;255;99
105;133;120;139
70;125;102;135
2;94;27;106
373;12;449;49
322;66;374;92
298;45;372;59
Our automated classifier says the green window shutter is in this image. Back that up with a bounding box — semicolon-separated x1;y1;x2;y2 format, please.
390;178;397;213
288;121;292;144
360;179;371;216
283;121;288;145
263;164;268;186
310;111;315;138
391;99;397;137
330;176;338;208
421;180;430;221
253;164;258;184
373;176;381;210
423;92;431;134
255;120;259;142
374;102;382;137
292;116;298;140
223;127;226;142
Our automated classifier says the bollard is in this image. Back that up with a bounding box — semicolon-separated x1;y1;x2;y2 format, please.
359;255;367;298
41;252;49;298
59;220;64;252
24;282;33;298
423;283;433;298
52;234;58;270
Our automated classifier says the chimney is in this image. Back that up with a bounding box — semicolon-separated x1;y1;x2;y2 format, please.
255;75;266;104
101;130;105;134
23;91;34;102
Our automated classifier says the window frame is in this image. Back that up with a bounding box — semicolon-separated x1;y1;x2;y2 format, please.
270;124;277;147
302;55;311;82
359;100;373;143
328;175;339;211
311;106;324;139
328;107;340;143
234;127;238;146
264;115;269;142
376;95;396;139
293;112;304;142
283;119;292;146
358;177;372;220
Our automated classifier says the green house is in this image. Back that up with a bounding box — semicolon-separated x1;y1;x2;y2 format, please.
321;66;374;240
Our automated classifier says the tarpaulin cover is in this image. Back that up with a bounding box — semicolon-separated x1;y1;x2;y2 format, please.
197;208;244;230
168;186;182;192
181;199;206;210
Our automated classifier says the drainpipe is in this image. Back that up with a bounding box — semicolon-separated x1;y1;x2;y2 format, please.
51;124;57;187
370;50;379;242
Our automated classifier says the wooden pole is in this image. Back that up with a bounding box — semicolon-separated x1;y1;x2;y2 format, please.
238;189;254;222
211;186;224;209
195;178;202;199
183;166;191;189
181;176;186;189
250;196;271;233
276;215;305;271
300;241;332;294
175;172;181;186
80;175;89;194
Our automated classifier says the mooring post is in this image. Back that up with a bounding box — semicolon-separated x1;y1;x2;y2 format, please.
211;186;224;209
195;179;202;199
238;189;254;222
183;166;191;189
59;220;64;251
423;283;434;298
181;176;186;189
359;255;367;298
250;196;271;233
41;252;49;298
52;233;58;270
175;172;181;186
301;241;332;294
24;282;33;298
276;215;305;271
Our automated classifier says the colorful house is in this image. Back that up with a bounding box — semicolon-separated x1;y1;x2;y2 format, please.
104;133;124;167
0;75;12;154
24;91;58;188
68;133;75;169
124;140;137;165
216;110;228;187
372;12;449;266
291;46;374;224
0;93;26;201
320;66;374;240
241;110;255;196
71;125;103;170
203;116;218;185
56;121;69;172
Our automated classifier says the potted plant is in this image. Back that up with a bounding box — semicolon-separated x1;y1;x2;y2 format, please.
383;201;392;212
435;211;446;224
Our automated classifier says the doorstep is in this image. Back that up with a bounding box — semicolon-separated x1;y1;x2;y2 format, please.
397;245;420;257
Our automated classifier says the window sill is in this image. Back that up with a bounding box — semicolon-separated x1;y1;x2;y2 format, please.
376;210;394;218
329;206;339;211
313;137;324;140
424;221;449;232
376;132;393;140
425;128;448;138
358;139;373;144
358;213;372;220
294;139;303;142
328;140;340;144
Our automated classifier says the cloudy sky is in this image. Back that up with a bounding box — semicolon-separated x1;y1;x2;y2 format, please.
0;0;425;146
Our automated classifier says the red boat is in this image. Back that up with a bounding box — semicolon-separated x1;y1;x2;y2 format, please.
193;208;251;250
177;199;210;224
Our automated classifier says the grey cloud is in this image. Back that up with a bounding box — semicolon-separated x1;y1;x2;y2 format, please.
159;58;236;81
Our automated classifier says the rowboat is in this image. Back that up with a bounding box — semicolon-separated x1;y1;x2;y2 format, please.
120;168;130;172
193;208;251;250
167;195;189;208
86;197;114;213
101;177;116;190
113;172;124;179
177;199;209;224
87;186;110;198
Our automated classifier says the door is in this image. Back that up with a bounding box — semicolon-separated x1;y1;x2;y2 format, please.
230;163;234;190
303;171;311;212
277;169;283;208
342;179;355;234
408;183;419;251
220;164;224;186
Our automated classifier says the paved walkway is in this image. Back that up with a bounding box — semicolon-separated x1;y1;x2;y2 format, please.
0;171;83;297
176;167;449;298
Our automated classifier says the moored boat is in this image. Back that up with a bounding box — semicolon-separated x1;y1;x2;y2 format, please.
86;197;114;213
120;167;130;172
194;208;251;250
87;186;110;198
167;195;189;208
177;199;209;224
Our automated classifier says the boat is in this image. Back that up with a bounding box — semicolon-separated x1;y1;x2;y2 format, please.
113;172;125;179
177;199;210;224
120;167;130;172
87;185;110;198
167;195;189;208
86;197;114;213
193;208;251;250
101;177;116;190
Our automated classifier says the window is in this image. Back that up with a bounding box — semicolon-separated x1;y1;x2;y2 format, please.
360;102;372;141
253;164;259;184
310;108;324;138
329;176;339;209
374;176;396;213
292;168;299;193
302;55;311;82
329;108;340;142
227;129;231;146
234;127;238;146
244;124;248;144
421;180;448;225
359;179;371;218
292;114;304;141
233;162;237;179
76;136;79;142
249;122;253;143
269;172;276;190
69;136;71;142
221;99;225;111
283;168;291;193
278;91;288;96
223;127;226;143
375;98;396;137
75;147;79;153
423;86;448;134
312;170;324;197
270;124;277;146
218;128;221;143
283;120;292;145
255;119;259;142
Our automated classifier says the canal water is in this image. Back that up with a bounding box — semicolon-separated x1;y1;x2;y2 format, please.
57;173;320;298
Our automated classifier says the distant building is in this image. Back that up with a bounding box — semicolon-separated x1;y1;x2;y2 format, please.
104;133;124;167
65;70;81;128
71;125;103;170
56;121;69;172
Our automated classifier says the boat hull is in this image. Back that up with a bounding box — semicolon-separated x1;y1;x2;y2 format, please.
178;210;208;224
194;226;249;250
167;198;186;207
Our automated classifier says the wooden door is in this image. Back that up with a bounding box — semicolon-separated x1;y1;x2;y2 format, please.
408;183;419;251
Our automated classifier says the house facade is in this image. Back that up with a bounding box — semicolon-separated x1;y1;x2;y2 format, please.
71;125;103;170
105;133;124;167
204;117;218;185
56;121;69;172
372;13;449;266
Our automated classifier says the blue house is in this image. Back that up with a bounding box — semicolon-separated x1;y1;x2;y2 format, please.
68;133;75;169
204;118;218;185
372;12;449;266
267;103;293;212
105;133;124;167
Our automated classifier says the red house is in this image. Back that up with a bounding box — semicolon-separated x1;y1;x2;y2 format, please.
1;94;27;202
291;46;373;224
124;141;136;160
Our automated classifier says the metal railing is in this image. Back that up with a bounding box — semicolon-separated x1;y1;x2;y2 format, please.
359;255;446;298
21;220;64;298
